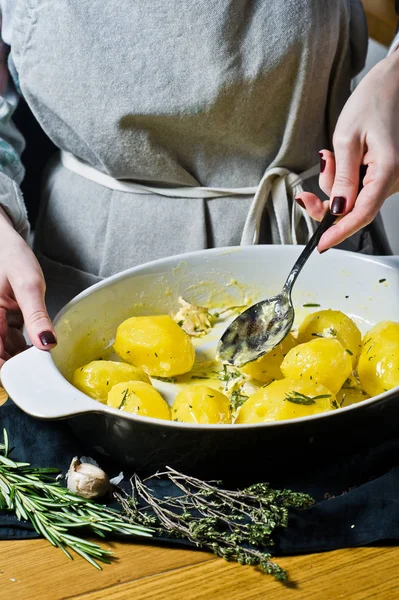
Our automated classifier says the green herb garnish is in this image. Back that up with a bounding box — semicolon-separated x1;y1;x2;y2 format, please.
0;430;152;570
379;279;386;284
302;303;320;308
119;388;129;409
229;390;248;412
211;305;247;319
115;467;313;582
345;349;353;356
284;391;331;405
218;365;241;383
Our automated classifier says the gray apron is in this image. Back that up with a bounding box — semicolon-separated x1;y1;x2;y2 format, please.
10;0;373;317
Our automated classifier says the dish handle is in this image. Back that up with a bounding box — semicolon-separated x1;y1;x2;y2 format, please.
0;347;100;419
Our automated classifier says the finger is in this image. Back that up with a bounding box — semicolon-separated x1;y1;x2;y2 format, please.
4;327;28;356
318;178;387;251
329;135;363;216
0;306;7;342
9;271;57;350
319;150;336;197
295;192;329;221
0;345;10;362
7;310;24;329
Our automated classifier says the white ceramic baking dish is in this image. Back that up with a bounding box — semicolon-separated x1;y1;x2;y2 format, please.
2;246;398;475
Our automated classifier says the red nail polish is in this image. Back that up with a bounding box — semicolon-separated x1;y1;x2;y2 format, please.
319;152;326;174
295;197;305;209
39;331;56;346
330;196;346;215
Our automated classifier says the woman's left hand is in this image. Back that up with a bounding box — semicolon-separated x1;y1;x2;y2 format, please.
296;49;399;252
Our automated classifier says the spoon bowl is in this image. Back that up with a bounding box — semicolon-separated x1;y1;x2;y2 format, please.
217;211;336;367
217;289;294;367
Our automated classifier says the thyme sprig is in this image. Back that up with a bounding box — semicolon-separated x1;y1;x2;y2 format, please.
0;429;153;569
115;467;313;581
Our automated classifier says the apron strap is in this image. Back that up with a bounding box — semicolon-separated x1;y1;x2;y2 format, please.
60;151;258;198
240;164;319;245
61;150;319;247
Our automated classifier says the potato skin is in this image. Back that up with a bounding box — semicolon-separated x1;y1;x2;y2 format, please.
107;381;171;420
73;360;150;401
241;332;297;384
281;338;352;395
298;310;361;367
358;321;399;397
114;315;195;377
235;378;336;424
172;385;231;424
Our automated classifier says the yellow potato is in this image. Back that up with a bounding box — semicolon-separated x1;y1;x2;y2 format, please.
336;387;369;408
172;385;231;424
298;310;361;367
235;378;336;424
358;321;399;397
280;338;352;394
241;332;297;384
336;374;369;407
73;360;150;401
107;381;171;420
114;315;195;377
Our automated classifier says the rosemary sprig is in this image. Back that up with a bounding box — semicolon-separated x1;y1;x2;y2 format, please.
119;388;130;409
0;429;153;569
284;391;331;405
115;467;313;581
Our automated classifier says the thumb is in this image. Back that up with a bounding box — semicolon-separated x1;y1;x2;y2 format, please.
329;136;363;216
10;273;57;350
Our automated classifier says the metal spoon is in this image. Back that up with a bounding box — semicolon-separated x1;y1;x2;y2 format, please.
217;210;337;367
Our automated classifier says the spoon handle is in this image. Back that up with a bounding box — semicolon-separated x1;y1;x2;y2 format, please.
283;210;336;293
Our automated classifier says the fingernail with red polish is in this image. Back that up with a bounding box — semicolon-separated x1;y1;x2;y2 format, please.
295;197;305;209
39;331;56;346
319;152;326;174
330;196;346;215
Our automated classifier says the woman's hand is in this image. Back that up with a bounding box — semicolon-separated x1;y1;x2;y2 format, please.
0;208;56;368
296;49;399;252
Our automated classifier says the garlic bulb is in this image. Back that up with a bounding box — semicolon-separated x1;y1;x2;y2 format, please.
66;457;110;499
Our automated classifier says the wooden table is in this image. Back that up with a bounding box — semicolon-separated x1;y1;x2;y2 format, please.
1;387;398;599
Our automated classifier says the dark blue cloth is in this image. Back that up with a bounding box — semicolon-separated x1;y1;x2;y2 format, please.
0;400;398;554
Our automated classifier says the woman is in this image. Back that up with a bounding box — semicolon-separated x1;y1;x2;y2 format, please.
0;1;398;366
